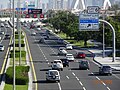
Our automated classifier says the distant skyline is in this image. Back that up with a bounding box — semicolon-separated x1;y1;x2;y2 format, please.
0;0;120;9
0;0;48;9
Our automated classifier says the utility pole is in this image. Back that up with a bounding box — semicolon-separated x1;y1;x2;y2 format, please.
12;0;15;90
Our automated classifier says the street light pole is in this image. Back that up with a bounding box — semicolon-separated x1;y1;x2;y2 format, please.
9;0;12;21
17;0;21;65
102;10;105;58
12;0;15;90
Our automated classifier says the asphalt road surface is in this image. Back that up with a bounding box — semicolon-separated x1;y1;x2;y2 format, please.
23;24;120;90
0;21;12;81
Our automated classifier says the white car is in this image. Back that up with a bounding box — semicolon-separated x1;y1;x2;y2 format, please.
66;44;73;50
66;54;74;61
31;32;36;36
5;24;10;28
0;31;4;35
0;44;5;51
1;23;4;27
58;47;67;55
52;60;63;71
46;70;60;82
0;37;1;40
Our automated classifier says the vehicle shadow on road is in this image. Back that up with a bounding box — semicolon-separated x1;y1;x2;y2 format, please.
33;80;57;84
69;68;80;70
50;53;58;56
33;80;48;84
88;72;111;76
40;68;51;71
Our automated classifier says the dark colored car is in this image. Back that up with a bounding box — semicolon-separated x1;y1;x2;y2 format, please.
61;59;69;67
57;39;64;44
30;24;35;29
99;65;112;75
4;34;10;39
76;52;86;58
79;60;90;70
39;38;45;43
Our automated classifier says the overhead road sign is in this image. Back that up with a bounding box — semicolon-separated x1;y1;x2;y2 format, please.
79;13;99;31
28;9;42;14
16;8;26;11
87;6;100;14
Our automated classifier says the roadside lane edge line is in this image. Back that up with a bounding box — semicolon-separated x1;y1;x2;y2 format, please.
24;30;38;90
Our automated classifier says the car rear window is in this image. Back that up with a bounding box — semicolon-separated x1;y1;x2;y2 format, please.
50;71;58;75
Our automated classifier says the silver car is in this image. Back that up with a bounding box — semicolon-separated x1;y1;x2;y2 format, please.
99;65;112;75
46;70;60;82
0;44;5;51
58;47;67;55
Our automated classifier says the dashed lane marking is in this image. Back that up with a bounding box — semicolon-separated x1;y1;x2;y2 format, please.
66;76;69;79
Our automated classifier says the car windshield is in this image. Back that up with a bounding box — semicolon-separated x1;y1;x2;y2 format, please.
67;44;71;46
0;45;3;47
103;66;111;70
54;61;61;63
83;61;87;64
50;71;58;75
78;52;84;54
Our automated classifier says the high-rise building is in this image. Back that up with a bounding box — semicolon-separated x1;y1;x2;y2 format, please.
42;3;45;10
57;0;61;10
67;0;71;10
23;1;28;8
48;0;54;9
30;1;35;5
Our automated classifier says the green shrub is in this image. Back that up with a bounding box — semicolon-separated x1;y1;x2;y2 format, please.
10;50;26;58
15;31;23;34
15;40;25;47
5;66;30;85
15;34;24;39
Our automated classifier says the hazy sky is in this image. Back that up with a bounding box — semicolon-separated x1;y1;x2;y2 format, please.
0;0;48;9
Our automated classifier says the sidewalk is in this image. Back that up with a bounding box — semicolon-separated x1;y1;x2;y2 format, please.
88;49;120;71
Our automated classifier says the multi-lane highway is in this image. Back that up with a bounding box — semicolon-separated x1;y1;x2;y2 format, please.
0;21;12;80
22;23;120;90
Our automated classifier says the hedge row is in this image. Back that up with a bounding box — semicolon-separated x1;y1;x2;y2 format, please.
15;40;25;47
15;34;24;39
5;66;30;85
10;50;26;58
15;31;23;34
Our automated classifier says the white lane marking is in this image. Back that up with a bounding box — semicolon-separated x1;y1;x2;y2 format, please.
113;74;120;79
96;76;100;80
0;26;7;43
66;76;69;79
72;72;75;76
107;87;111;90
76;76;79;81
35;39;47;60
101;81;106;86
58;83;62;90
83;87;86;90
79;81;83;86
